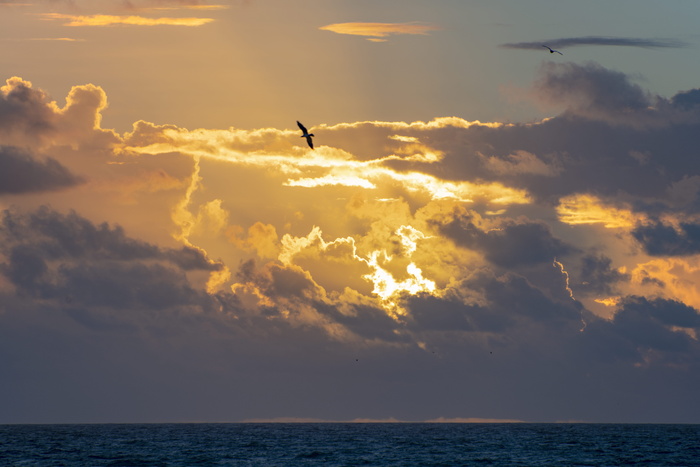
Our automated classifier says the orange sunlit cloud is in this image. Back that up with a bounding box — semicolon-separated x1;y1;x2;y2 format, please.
28;37;86;41
41;13;215;27
320;22;440;41
125;125;531;206
631;258;700;311
145;5;230;11
556;193;641;228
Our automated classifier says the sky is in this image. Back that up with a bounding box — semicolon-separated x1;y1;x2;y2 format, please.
1;0;700;424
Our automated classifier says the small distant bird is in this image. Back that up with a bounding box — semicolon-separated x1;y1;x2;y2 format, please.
542;45;563;55
297;121;314;149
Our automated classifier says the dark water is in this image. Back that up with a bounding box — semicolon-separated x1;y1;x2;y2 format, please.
1;423;699;466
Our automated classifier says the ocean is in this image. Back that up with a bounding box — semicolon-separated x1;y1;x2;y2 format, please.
1;423;698;466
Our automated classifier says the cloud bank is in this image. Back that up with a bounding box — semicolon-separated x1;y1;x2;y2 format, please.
1;64;700;423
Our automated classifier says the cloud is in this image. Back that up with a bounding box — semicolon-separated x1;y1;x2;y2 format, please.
3;70;700;423
605;296;700;354
0;76;118;148
575;254;630;296
0;77;56;141
502;36;688;50
0;146;82;194
480;150;561;177
0;207;222;305
670;89;700;111
123;0;227;7
41;13;215;26
435;209;573;268
320;22;440;42
21;38;86;41
632;220;700;256
532;62;653;119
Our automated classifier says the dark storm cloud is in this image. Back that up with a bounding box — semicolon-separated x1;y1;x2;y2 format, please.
501;36;688;50
632;220;700;256
435;210;572;267
0;146;82;194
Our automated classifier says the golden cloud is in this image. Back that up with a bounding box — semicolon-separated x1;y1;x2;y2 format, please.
556;194;640;228
227;222;280;260
145;5;230;11
41;13;214;27
126;125;531;207
631;258;700;311
276;224;440;318
28;38;85;42
319;22;440;41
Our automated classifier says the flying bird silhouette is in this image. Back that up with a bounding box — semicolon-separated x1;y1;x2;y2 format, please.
542;45;563;55
297;121;314;149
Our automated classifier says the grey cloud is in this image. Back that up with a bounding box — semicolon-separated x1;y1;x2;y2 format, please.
320;66;700;211
408;292;513;333
632;220;700;256
1;206;220;269
0;79;54;137
435;210;572;267
575;254;629;295
236;260;319;301
408;267;582;337
670;88;700;111
533;62;653;117
0;146;82;194
314;300;407;342
501;36;688;50
58;262;204;310
370;67;700;209
608;296;700;354
475;270;580;325
2;217;700;423
0;207;222;303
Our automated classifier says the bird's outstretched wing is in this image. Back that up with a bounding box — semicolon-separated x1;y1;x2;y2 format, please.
297;121;308;133
542;45;563;55
305;136;314;149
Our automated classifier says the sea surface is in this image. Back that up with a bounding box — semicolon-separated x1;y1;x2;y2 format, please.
1;423;699;466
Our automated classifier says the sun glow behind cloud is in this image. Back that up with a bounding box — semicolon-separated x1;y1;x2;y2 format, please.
4;46;700;424
275;224;439;317
124;125;532;207
119;119;537;317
